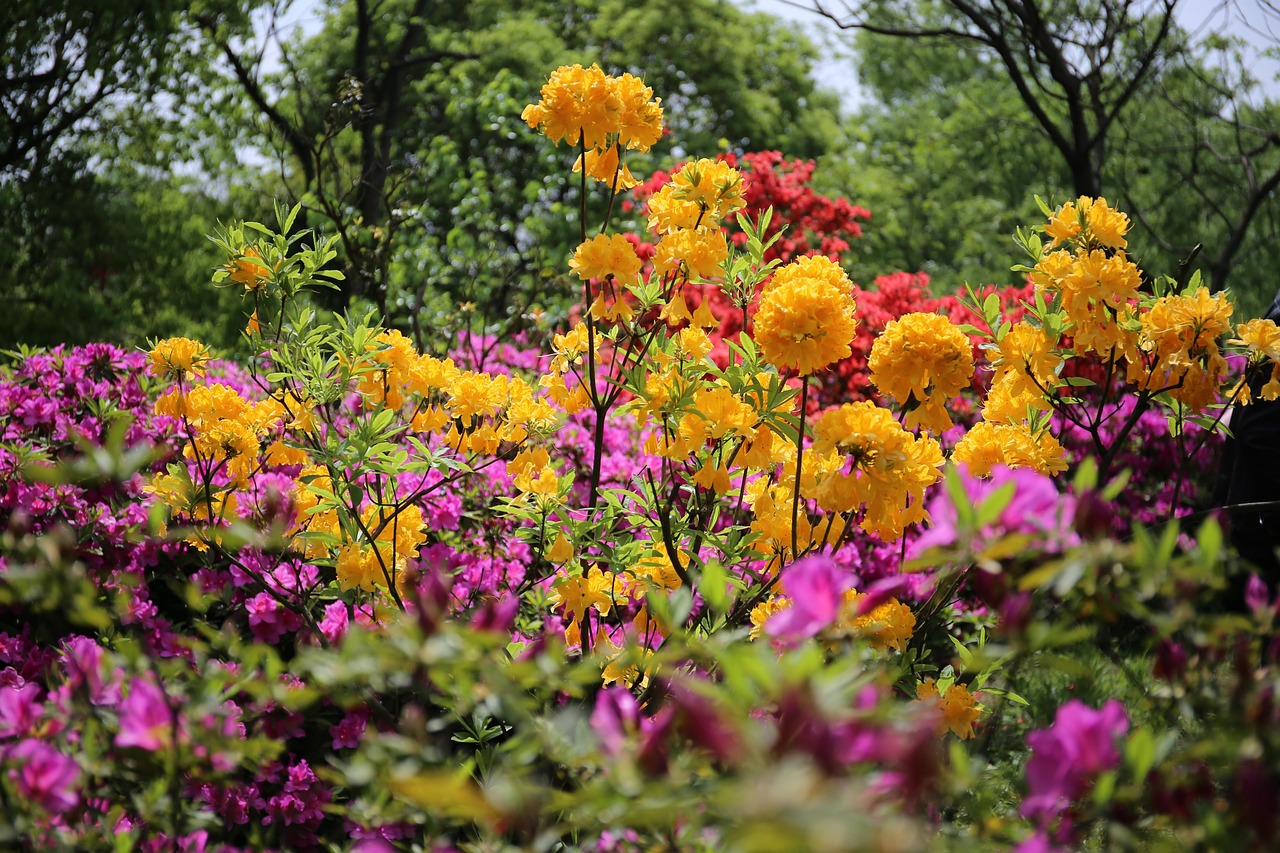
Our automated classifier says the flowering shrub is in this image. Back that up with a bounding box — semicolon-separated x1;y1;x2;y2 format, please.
1;62;1279;852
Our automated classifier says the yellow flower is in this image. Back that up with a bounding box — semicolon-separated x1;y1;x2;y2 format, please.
1232;318;1280;363
677;326;713;360
749;596;791;640
148;337;209;379
668;158;745;223
1138;287;1233;363
809;401;944;540
572;144;638;190
227;247;271;290
915;679;982;739
522;65;663;152
570;233;643;282
869;312;974;433
990;322;1062;393
1044;196;1130;251
613;72;665;151
659;292;694;325
838;590;916;651
981;371;1052;425
550;567;617;624
653;228;729;280
952;420;1067;477
546;531;574;564
753;256;857;376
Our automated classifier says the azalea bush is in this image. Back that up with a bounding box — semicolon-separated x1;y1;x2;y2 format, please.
1;62;1279;851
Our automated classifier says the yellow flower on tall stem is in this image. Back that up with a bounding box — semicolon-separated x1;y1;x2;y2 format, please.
869;312;974;433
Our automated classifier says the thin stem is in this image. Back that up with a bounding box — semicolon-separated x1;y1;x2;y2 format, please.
791;378;809;563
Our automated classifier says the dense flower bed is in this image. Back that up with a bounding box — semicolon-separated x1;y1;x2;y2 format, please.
1;63;1277;852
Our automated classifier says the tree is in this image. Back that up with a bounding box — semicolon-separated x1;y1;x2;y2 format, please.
0;0;189;180
197;0;846;326
799;0;1181;198
802;0;1280;315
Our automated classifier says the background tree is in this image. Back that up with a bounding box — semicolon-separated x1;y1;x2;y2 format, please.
802;0;1280;316
200;0;846;339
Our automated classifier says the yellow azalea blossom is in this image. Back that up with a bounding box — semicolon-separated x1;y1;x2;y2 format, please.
869;312;974;433
148;337;210;379
749;596;791;640
550;567;617;624
227;247;271;290
754;256;857;376
546;532;574;564
990;322;1062;396
588;291;635;325
808;401;944;540
1233;318;1280;363
1044;196;1130;251
660;292;694;325
982;371;1052;425
522;64;660;151
953;420;1068;477
677;326;713;360
837;590;916;652
653;229;729;280
915;679;983;739
570;233;643;282
550;322;591;373
647;183;710;234
667;158;746;224
1138;287;1232;363
572;143;638;190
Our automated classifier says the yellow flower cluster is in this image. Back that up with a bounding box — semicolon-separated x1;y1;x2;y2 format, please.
1044;196;1131;251
570;233;643;283
335;504;428;593
226;247;271;292
808;401;944;541
148;337;210;379
754;256;858;376
1130;287;1233;411
744;590;916;651
1033;247;1142;357
155;383;283;486
1231;318;1280;402
521;64;663;193
868;312;974;432
915;679;982;739
838;590;916;651
952;420;1068;478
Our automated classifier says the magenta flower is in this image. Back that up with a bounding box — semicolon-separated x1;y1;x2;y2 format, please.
6;738;80;813
1022;699;1129;825
591;685;644;756
116;677;177;752
0;683;43;740
766;554;855;640
913;465;1079;555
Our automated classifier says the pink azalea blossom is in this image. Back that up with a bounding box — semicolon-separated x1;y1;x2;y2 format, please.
1022;700;1129;825
116;677;178;752
6;738;80;813
765;554;855;640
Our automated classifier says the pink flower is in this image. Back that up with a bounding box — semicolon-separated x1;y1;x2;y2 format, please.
591;685;645;756
0;683;43;739
1022;700;1129;825
116;677;177;752
319;601;350;645
6;738;80;813
765;554;855;640
913;465;1079;555
329;706;369;750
